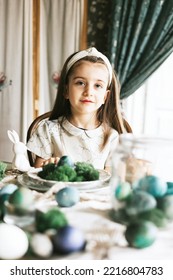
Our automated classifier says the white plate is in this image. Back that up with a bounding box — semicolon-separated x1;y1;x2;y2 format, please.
17;168;110;192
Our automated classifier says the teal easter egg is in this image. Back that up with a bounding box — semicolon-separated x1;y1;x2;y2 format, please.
166;182;173;195
55;187;79;207
136;175;167;197
58;156;74;167
125;220;158;248
115;182;132;200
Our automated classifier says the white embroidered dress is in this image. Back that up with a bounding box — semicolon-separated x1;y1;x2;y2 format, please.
27;117;119;170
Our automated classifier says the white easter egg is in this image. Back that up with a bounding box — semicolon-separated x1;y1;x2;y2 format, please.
0;223;29;259
30;233;53;258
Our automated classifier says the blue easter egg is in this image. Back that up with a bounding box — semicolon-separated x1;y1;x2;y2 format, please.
137;175;167;197
58;156;74;167
52;225;85;254
55;187;79;207
0;184;18;196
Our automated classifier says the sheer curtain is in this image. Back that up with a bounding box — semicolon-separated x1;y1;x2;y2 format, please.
0;0;84;162
39;0;84;114
0;0;33;162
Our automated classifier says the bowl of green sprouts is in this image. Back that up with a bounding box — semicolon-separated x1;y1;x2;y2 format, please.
27;156;110;191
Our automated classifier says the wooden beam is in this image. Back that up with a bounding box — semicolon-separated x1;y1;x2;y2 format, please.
32;0;40;118
80;0;88;50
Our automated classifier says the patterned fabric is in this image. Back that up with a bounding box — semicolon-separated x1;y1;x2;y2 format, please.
87;0;173;98
87;0;111;56
27;117;119;170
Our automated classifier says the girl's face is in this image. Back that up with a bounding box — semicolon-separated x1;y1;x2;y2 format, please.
65;61;110;117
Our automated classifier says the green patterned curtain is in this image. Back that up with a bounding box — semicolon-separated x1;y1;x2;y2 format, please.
87;0;173;99
87;0;111;56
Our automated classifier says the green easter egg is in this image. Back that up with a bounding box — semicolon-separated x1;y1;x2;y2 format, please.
0;184;19;217
138;208;168;228
0;194;11;218
9;187;34;209
125;190;156;216
125;220;158;248
157;195;173;220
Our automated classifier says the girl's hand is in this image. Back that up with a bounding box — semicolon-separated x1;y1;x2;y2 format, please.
43;157;60;166
34;156;60;168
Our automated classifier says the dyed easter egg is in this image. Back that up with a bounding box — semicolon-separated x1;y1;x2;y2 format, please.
0;223;29;259
0;193;11;217
55;187;80;207
58;156;74;167
52;225;85;254
0;184;18;196
125;220;158;248
138;208;168;228
115;182;132;200
125;190;156;216
0;184;18;217
165;182;173;195
30;233;53;258
9;186;34;209
136;175;167;197
157;195;173;220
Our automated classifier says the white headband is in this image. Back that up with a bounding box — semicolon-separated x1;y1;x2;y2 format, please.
66;47;112;86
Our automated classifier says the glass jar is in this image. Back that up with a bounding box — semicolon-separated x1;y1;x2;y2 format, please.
110;134;173;211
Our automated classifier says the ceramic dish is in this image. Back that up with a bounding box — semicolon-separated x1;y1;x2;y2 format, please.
17;169;110;192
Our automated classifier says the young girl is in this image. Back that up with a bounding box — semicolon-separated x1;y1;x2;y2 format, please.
27;47;130;170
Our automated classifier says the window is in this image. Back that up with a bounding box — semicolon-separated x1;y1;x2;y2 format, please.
124;52;173;138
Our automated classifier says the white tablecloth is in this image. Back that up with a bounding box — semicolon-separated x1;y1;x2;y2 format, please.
1;173;173;260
